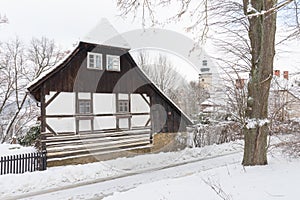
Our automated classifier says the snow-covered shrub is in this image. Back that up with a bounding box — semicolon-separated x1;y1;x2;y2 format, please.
271;119;300;135
189;121;242;147
17;125;40;146
271;119;300;158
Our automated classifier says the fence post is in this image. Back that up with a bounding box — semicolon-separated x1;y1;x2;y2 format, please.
10;156;13;174
22;154;25;174
0;157;3;175
39;150;47;171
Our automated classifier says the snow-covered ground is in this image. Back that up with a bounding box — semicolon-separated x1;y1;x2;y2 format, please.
0;144;36;157
105;152;300;200
0;135;299;200
0;141;242;199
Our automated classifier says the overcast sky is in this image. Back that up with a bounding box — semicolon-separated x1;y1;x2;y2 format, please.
1;0;138;47
1;0;300;76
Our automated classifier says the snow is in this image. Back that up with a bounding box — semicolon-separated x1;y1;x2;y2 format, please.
0;144;36;157
104;154;300;200
246;118;270;129
1;136;299;200
0;141;242;199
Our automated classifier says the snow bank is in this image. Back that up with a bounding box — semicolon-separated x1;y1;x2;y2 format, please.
0;144;36;157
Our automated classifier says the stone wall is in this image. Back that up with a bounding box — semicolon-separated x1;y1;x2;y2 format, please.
151;132;188;153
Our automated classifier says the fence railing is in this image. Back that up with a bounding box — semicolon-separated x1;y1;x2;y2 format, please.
0;151;47;175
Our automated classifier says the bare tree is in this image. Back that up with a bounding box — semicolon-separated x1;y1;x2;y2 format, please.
117;0;300;165
0;37;65;143
137;52;182;94
0;13;8;24
133;50;208;118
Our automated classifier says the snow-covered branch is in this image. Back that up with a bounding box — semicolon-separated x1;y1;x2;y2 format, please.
247;0;294;18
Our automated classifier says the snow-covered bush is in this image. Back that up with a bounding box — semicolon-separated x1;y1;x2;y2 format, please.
189;121;242;147
17;125;40;146
271;118;300;158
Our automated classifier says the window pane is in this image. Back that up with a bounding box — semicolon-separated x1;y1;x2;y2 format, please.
95;55;102;69
107;55;120;71
79;100;91;114
88;53;102;69
89;55;94;68
118;100;129;113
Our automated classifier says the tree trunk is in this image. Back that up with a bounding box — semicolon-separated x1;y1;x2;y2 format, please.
242;0;277;166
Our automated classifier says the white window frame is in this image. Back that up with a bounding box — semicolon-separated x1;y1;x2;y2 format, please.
87;52;103;70
106;55;120;71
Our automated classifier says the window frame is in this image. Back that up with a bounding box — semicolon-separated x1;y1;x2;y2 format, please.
87;52;103;70
202;60;208;67
78;99;92;114
106;55;120;71
117;100;129;113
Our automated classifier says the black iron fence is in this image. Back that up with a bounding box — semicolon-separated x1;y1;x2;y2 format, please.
0;151;47;175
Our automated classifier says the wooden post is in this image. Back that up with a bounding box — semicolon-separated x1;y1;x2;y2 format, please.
116;93;119;130
75;92;79;134
128;93;131;130
40;86;46;133
90;92;94;134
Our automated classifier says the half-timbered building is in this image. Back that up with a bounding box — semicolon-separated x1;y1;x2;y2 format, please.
27;19;193;165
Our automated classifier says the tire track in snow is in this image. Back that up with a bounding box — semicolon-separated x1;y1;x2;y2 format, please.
5;151;242;200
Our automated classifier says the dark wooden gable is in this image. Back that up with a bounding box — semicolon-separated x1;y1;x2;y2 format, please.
27;41;193;132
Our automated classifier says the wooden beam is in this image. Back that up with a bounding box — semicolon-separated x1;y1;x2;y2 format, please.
45;113;149;118
46;123;57;136
90;92;94;134
45;92;61;107
145;118;151;127
140;94;150;106
128;94;131;129
116;93;119;129
40;86;46;133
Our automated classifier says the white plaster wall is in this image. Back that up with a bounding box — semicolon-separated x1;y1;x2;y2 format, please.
94;116;116;130
131;115;150;127
131;94;150;113
118;93;129;100
46;118;75;133
94;94;116;114
79;120;91;131
46;92;75;115
78;92;91;99
119;118;129;129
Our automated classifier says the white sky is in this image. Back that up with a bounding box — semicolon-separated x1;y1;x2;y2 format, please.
1;0;300;79
0;0;202;81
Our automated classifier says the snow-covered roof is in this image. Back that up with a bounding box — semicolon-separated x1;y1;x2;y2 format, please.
82;18;130;49
26;44;79;90
27;19;130;90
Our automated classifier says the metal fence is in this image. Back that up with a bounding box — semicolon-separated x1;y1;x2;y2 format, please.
0;151;47;175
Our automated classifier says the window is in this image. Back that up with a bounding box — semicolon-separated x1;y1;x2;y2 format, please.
107;55;120;71
201;68;210;72
118;100;129;113
202;60;208;66
87;52;102;69
78;100;91;114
